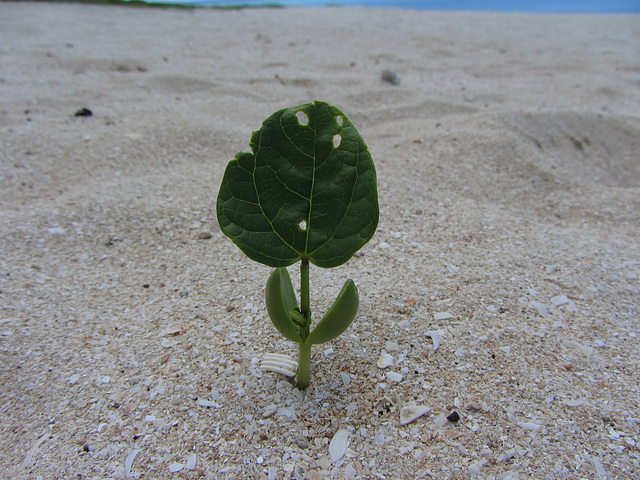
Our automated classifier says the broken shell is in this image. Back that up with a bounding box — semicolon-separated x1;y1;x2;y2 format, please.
329;429;350;463
159;326;182;337
400;405;430;425
124;449;140;478
518;421;543;431
377;353;394;368
262;353;298;377
426;330;441;351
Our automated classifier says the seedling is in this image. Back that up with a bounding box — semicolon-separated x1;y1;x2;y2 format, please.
216;101;378;389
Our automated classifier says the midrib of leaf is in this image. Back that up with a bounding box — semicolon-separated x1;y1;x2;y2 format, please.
303;106;318;259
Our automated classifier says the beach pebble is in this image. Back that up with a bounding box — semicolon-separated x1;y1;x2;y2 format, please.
447;411;460;422
467;402;482;412
74;107;92;117
400;405;430;425
169;462;184;473
276;407;296;422
329;429;350;462
531;301;548;317
384;340;400;352
47;227;66;236
386;371;403;382
480;446;492;459
381;69;401;85
563;340;593;356
377;353;394;368
551;295;570;306
294;435;309;449
518;421;542;431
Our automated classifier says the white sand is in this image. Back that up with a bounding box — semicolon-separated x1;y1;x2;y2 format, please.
1;2;639;478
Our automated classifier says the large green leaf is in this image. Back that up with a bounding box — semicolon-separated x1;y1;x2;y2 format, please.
216;101;378;268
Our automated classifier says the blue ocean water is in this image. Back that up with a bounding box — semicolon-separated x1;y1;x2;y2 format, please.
144;0;640;13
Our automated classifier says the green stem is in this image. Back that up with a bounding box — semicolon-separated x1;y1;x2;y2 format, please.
297;341;311;390
298;258;311;390
300;258;310;322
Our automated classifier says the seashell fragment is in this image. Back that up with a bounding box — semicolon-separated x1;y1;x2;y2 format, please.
386;371;403;382
262;353;298;377
434;413;448;427
329;429;350;463
426;330;441;351
530;301;548;317
518;421;542;431
434;312;453;320
159;326;182;337
161;338;179;348
563;340;593;356
185;453;197;470
400;405;430;425
377;353;393;368
124;449;140;478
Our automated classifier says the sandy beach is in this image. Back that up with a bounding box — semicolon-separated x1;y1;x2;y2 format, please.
1;2;639;478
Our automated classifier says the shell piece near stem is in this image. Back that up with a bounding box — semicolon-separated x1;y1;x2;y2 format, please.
262;353;298;377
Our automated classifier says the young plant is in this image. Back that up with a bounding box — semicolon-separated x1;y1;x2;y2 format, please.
216;101;378;389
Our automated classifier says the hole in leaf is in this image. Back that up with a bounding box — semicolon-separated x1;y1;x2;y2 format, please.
296;111;309;126
336;115;343;126
333;134;341;148
299;220;307;231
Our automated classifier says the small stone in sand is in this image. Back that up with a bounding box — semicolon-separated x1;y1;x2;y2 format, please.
47;227;66;236
377;352;394;368
447;411;460;422
381;69;401;85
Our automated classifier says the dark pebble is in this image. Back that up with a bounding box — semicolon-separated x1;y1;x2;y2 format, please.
381;69;401;85
447;411;460;422
74;108;93;117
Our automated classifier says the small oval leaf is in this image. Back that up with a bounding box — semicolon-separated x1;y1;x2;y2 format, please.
216;101;378;268
265;268;302;343
306;278;359;345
